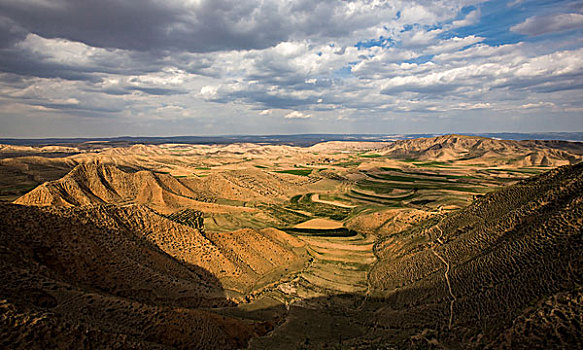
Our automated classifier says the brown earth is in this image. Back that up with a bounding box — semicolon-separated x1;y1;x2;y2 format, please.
14;163;257;214
345;208;435;236
0;204;270;349
1;135;582;349
374;134;582;166
367;161;583;348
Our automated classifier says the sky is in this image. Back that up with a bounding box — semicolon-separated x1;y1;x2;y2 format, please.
0;0;582;137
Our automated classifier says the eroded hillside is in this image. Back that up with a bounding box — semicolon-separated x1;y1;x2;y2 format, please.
375;134;582;166
1;135;582;349
0;204;270;349
367;162;583;348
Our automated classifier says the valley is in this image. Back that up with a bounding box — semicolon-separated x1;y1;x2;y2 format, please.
1;134;582;349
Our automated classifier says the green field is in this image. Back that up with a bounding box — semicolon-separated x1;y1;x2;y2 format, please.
275;169;313;176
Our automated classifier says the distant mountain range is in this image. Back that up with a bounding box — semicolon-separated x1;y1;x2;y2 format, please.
1;132;583;147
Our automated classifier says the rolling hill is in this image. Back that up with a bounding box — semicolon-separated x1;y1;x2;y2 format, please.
375;134;582;166
367;161;583;348
14;162;314;211
0;203;266;349
2;136;582;348
13;163;260;214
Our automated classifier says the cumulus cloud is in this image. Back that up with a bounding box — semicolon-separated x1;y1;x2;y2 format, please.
0;0;582;136
451;9;480;28
380;47;583;97
511;13;583;36
284;111;312;119
0;0;404;53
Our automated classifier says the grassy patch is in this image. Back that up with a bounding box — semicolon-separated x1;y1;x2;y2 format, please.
380;167;404;172
334;160;362;168
286;193;353;221
360;153;382;158
275;169;313;176
215;198;247;206
282;227;357;237
357;179;482;193
258;204;310;226
365;173;417;182
411;199;435;205
290;194;302;204
413;161;451;167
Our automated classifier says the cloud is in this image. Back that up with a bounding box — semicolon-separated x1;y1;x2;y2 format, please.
380;47;583;97
200;86;219;99
1;0;583;136
0;0;397;53
451;9;480;28
507;0;524;7
0;15;27;48
284;111;312;119
511;13;583;36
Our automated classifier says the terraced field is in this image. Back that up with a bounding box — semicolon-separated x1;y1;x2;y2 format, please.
348;165;550;210
237;228;376;307
292;232;375;297
3;135;582;349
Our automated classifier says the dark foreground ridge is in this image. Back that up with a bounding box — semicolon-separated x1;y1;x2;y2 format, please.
1;162;582;349
366;161;583;348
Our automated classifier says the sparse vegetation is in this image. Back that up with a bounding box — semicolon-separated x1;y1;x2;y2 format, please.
2;134;582;349
275;169;313;176
359;153;382;158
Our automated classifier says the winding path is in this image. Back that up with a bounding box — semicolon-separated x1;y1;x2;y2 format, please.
432;226;456;330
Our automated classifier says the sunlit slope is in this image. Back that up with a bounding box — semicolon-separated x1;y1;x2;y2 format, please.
180;168;314;203
12;163;309;296
369;162;583;347
374;134;581;166
14;162;316;211
13;163;258;213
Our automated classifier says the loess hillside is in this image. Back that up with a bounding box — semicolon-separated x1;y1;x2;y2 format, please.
0;202;307;348
1;135;582;349
0;203;271;349
13;163;262;214
368;162;583;348
375;134;582;166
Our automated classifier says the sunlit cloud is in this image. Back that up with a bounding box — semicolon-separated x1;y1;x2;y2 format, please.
0;0;582;136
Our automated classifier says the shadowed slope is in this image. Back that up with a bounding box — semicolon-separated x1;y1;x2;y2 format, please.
0;203;269;349
368;162;583;347
12;163;310;296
